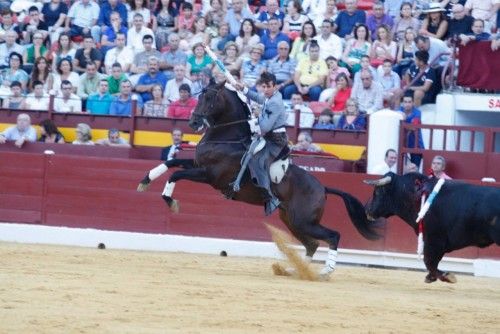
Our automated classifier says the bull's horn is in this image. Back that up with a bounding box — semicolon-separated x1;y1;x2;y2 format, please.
363;176;392;187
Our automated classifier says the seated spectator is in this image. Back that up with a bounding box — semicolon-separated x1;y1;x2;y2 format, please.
21;6;48;44
211;22;233;54
459;19;491;45
42;0;68;43
302;0;327;23
39;119;65;144
367;1;395;40
129;34;161;84
319;57;350;102
334;0;366;39
29;57;53;93
136;56;168;103
0;52;29;92
205;0;226;38
143;84;167;117
222;42;242;73
419;3;449;40
442;0;467;20
286;93;315;128
394;27;416;76
370;25;397;67
96;0;128;42
167;84;197;119
267;41;297;99
110;80;141;116
159;33;188;80
161;128;186;161
352;56;378;89
240;44;266;90
290;131;323;153
104;32;134;74
398;92;424;167
392;2;421;42
22;81;50;110
50;33;77;67
53;58;79;94
255;0;285;31
2;81;25;109
260;17;290;61
152;0;176;50
403;50;436;106
464;0;496;31
77;62;104;100
23;31;49;72
174;3;195;50
54;80;82;113
73;35;102;74
351;70;384;114
66;0;100;40
95;128;131;147
164;64;192;105
384;0;405;20
0;11;19;44
293;40;328;101
235;19;260;60
430;155;452;179
336;98;367;130
0;30;24;69
99;11;128;54
313;109;335;130
107;62;128;95
72;123;94;145
128;0;151;28
313;0;338;33
314;19;343;61
371;148;398;175
0;113;37;147
189;17;211;50
327;73;352;113
341;24;371;73
378;59;401;109
283;0;310;38
186;43;214;80
447;4;474;39
87;79;113;115
289;20;316;62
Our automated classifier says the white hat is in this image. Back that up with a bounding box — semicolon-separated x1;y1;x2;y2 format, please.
10;0;35;13
424;3;446;13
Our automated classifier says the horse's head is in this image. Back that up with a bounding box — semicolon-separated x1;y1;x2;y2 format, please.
189;81;249;133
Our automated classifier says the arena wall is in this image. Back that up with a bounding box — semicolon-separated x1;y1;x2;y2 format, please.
1;150;499;276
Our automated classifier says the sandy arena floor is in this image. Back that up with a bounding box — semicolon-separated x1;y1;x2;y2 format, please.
0;242;499;333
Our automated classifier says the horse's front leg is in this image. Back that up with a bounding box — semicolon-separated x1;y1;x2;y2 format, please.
137;159;195;192
162;168;209;213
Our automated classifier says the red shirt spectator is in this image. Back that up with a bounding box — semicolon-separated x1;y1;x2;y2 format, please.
167;83;197;119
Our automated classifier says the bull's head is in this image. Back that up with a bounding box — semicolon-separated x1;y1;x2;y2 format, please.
363;174;395;221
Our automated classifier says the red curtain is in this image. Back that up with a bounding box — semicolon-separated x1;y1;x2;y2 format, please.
457;42;500;90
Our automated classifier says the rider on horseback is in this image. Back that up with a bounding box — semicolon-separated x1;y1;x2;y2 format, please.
234;72;289;216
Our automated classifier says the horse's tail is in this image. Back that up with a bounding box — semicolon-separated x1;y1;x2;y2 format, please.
325;187;384;241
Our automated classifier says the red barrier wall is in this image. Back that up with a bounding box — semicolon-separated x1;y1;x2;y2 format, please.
1;150;499;260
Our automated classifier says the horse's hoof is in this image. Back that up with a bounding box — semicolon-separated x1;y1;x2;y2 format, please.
137;182;150;192
169;199;179;213
439;272;457;284
272;263;292;276
318;266;334;281
425;274;437;283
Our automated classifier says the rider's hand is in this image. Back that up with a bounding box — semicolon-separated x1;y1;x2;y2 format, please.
234;82;246;92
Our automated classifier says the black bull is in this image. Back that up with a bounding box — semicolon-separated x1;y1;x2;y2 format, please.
365;172;500;283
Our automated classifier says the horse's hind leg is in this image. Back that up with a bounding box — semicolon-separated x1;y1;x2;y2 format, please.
162;168;208;212
137;159;195;192
279;209;319;261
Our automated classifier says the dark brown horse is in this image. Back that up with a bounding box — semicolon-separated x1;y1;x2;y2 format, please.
138;82;381;277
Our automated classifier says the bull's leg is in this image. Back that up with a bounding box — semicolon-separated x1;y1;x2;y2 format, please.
137;159;195;192
162;168;209;213
423;243;457;284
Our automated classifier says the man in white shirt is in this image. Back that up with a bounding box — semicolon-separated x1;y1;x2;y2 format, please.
24;81;50;110
351;69;384;114
127;13;155;56
0;113;37;147
371;148;398;175
286;93;315;128
54;80;82;113
104;32;134;74
0;31;24;68
66;0;100;40
163;64;192;105
313;19;343;60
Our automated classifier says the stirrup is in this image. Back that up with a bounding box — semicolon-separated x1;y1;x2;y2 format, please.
264;197;280;216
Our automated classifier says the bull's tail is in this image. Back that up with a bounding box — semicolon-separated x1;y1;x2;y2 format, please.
325;187;384;241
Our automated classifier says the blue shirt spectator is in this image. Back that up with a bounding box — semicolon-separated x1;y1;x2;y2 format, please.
98;0;128;27
87;79;114;115
260;21;290;60
335;5;366;38
41;1;69;27
224;0;253;37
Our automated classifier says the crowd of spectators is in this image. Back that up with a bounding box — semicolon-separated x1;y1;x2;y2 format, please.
0;0;498;135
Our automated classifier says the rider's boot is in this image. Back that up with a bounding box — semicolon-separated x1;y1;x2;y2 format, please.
264;191;280;216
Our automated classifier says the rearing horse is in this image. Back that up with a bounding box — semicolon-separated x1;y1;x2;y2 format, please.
138;82;381;277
